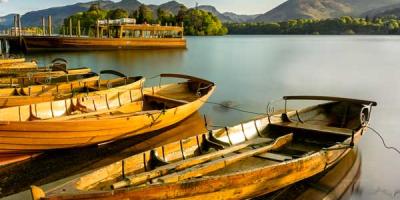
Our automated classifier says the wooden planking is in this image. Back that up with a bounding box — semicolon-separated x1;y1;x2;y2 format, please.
212;129;231;145
256;152;293;162
242;120;260;140
272;121;353;136
36;98;372;200
155;134;292;184
112;137;274;189
226;125;247;145
0;80;216;153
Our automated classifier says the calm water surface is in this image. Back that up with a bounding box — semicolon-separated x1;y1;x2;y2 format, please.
23;35;400;200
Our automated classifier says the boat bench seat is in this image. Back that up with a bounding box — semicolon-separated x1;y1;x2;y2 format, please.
144;94;189;106
271;122;353;137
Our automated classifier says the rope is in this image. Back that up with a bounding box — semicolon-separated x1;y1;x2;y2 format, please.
367;126;400;155
148;75;160;80
200;100;268;116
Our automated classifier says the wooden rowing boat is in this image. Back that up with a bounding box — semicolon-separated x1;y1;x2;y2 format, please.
0;60;37;70
0;74;215;155
0;72;98;95
0;71;144;108
0;72;99;108
0;68;92;85
0;58;27;65
0;58;92;81
30;96;375;200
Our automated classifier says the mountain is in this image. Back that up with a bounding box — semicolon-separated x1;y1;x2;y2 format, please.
0;14;16;29
255;0;400;22
197;5;259;23
158;1;185;15
21;0;114;27
361;3;400;18
103;0;141;11
223;12;260;23
197;5;232;22
147;1;185;19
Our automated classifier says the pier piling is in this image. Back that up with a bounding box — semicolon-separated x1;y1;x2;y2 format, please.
42;17;46;36
77;20;81;37
17;14;22;37
69;18;72;37
48;16;52;36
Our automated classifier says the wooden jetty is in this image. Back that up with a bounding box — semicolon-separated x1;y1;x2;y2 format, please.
0;15;186;52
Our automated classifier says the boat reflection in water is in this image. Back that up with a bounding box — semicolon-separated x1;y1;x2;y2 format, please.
257;148;361;200
0;112;207;198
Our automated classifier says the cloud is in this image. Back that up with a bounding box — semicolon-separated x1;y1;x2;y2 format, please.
0;0;8;3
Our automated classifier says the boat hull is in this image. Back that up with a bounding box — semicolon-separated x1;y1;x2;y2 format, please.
0;77;144;107
0;86;214;154
41;128;362;200
22;36;187;52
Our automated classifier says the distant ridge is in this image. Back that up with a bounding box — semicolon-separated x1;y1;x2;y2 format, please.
0;0;259;30
254;0;400;22
2;0;400;30
362;3;400;18
21;1;114;27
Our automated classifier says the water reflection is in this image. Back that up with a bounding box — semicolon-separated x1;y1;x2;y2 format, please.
2;36;400;199
25;49;187;77
257;148;362;200
0;112;206;198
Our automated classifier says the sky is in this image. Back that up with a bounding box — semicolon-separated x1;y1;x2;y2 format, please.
0;0;286;16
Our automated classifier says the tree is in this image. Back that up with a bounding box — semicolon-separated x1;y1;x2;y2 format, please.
176;5;188;23
181;9;227;36
62;3;228;36
107;9;129;20
157;8;175;25
134;5;154;24
88;3;101;12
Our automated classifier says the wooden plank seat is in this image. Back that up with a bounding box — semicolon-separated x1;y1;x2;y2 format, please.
144;94;189;107
270;121;353;136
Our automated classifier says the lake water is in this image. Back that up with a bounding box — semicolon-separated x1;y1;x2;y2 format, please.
9;35;400;199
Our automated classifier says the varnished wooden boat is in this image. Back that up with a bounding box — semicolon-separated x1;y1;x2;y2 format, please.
0;74;215;155
0;71;144;108
0;59;37;70
0;57;28;65
30;96;375;200
0;58;92;80
0;58;26;65
0;72;98;95
0;72;99;108
0;68;92;86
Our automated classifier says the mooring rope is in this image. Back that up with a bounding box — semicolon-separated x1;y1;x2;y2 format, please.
367;126;400;155
200;100;268;116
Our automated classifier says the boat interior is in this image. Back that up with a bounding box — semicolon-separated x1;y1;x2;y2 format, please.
50;100;372;195
0;74;214;122
0;72;98;89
